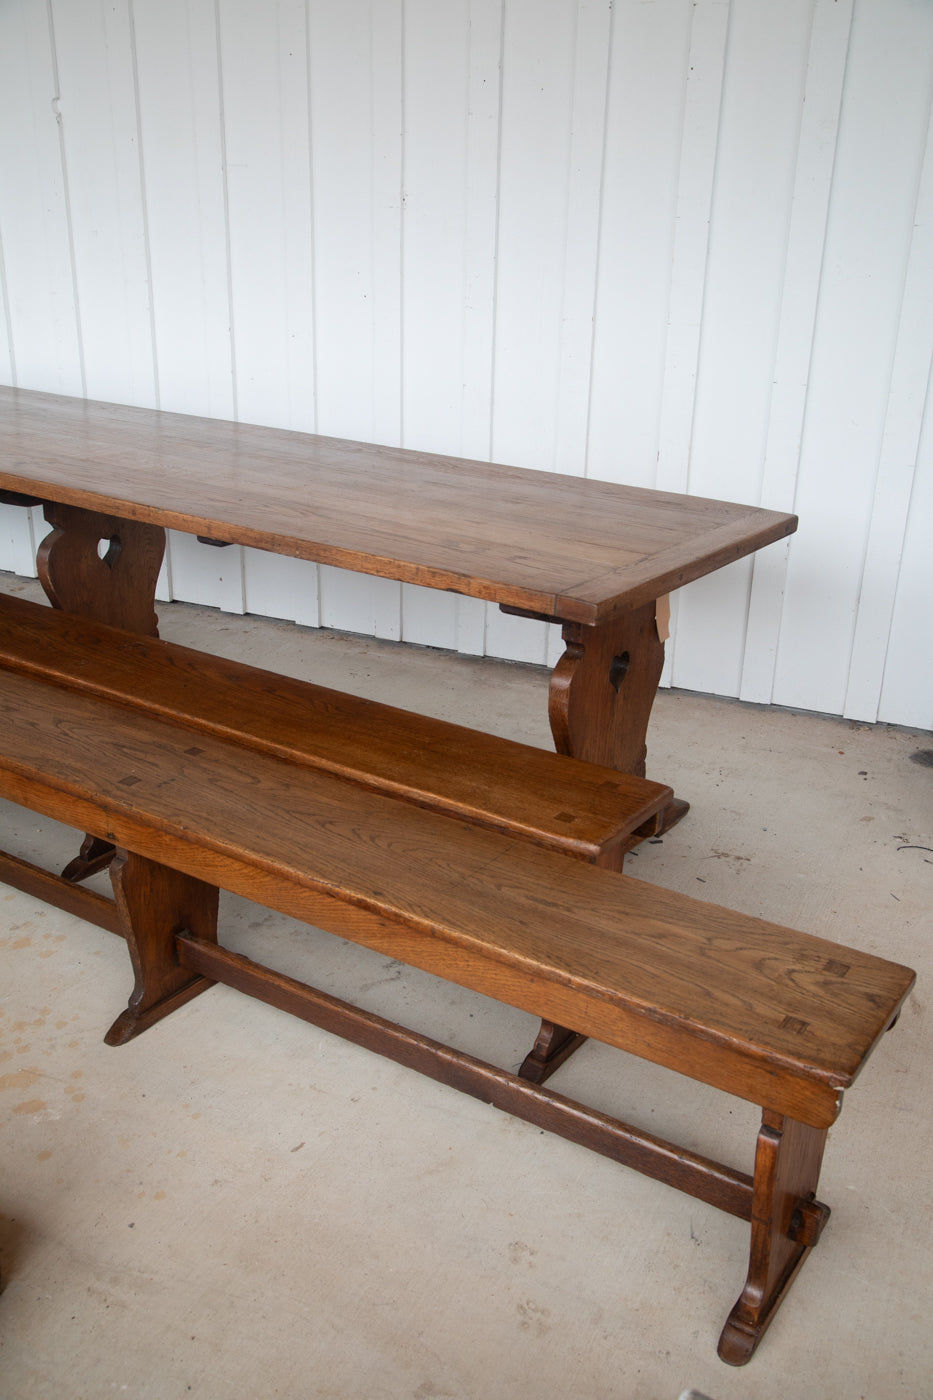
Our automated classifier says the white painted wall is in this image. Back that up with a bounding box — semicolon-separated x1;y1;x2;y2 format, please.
0;0;930;728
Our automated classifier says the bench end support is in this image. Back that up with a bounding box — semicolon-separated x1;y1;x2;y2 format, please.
104;850;219;1046
718;1110;830;1365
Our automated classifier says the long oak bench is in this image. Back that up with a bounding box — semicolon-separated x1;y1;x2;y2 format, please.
0;592;672;1084
0;592;670;867
0;620;915;1365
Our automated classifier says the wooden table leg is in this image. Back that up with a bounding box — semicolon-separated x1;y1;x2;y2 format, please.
36;502;166;881
548;601;688;833
38;501;165;635
718;1109;830;1365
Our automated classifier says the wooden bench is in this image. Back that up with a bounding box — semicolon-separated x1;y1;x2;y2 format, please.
0;592;671;868
0;628;915;1365
0;591;673;1084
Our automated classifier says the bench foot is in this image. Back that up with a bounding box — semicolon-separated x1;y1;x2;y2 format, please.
718;1110;830;1365
104;850;219;1046
61;833;116;884
518;1020;587;1084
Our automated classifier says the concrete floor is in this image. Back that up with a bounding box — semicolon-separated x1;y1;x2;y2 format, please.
0;581;930;1400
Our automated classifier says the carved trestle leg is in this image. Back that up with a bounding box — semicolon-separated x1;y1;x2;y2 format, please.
104;850;219;1047
718;1109;831;1365
37;502;166;882
548;600;667;776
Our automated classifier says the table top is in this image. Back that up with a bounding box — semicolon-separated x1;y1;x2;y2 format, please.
0;387;796;625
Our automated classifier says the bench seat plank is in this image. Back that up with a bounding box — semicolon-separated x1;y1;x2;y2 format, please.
0;667;913;1129
0;592;670;863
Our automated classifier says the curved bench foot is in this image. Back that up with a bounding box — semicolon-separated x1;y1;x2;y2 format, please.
718;1110;830;1365
61;833;116;884
104;850;219;1046
517;1020;587;1084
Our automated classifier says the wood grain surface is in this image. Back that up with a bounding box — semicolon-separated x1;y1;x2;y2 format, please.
0;665;912;1127
0;387;797;623
0;593;670;861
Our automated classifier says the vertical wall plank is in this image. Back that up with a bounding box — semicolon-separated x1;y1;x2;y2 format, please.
403;0;487;457
877;397;933;731
552;0;612;478
166;531;245;616
491;0;590;475
0;505;41;578
308;0;403;443
672;0;815;698
0;0;83;396
243;550;319;627
774;0;933;715
843;94;933;721
49;0;156;406
484;0;613;664
460;0;504;464
0;238;13;386
217;0;315;431
132;0;233;419
318;564;401;642
654;0;730;500
740;0;855;705
484;606;548;667
587;0;693;490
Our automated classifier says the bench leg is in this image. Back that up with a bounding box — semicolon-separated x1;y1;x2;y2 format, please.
718;1110;830;1365
61;833;120;884
517;1020;587;1084
104;851;219;1047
